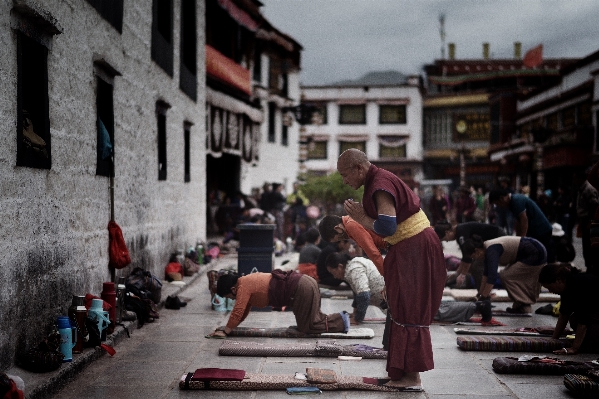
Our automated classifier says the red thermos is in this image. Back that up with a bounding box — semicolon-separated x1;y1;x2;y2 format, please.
101;282;116;334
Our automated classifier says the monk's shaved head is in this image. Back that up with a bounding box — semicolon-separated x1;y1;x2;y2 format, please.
338;148;369;169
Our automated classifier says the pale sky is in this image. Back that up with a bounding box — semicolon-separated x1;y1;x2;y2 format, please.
259;0;599;85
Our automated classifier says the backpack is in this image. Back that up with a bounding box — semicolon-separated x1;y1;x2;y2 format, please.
108;221;131;269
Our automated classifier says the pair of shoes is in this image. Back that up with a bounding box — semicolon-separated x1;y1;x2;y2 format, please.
475;300;493;322
165;295;187;310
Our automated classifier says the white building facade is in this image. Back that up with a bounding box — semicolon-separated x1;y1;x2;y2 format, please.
300;74;424;188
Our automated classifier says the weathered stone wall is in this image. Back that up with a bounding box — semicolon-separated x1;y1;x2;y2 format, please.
0;0;206;369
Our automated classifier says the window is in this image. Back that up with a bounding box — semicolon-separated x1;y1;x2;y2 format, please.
562;106;575;128
339;141;366;155
379;104;406;124
307;140;327;160
579;102;592;126
184;122;192;182
151;0;173;76
596;111;599;152
179;0;197;100
95;77;114;177
339;104;366;124
156;101;171;180
304;102;327;125
253;45;262;82
282;123;288;147
379;143;406;158
268;102;276;143
546;112;558;131
16;33;50;169
85;0;124;33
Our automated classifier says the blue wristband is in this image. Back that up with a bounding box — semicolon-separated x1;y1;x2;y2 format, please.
373;214;397;236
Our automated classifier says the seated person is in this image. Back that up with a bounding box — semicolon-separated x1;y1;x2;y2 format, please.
463;235;547;314
207;271;349;337
539;263;599;355
297;228;322;280
319;215;386;274
326;252;492;325
434;220;506;288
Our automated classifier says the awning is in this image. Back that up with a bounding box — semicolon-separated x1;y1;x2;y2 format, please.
337;134;369;142
428;69;560;86
206;45;251;96
377;135;408;147
217;0;259;32
489;144;534;162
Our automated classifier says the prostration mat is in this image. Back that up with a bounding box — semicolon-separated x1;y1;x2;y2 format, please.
218;340;387;359
216;326;375;339
456;336;569;352
454;326;572;337
319;289;354;299
492;356;597;375
564;373;599;395
179;371;414;392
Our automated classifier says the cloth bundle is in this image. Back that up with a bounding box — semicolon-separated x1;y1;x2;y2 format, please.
456;336;568;352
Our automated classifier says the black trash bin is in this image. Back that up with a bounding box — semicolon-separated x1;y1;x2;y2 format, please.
236;224;275;276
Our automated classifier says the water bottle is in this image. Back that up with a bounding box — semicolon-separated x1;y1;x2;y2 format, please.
88;298;110;342
68;295;88;354
57;316;77;362
196;244;204;265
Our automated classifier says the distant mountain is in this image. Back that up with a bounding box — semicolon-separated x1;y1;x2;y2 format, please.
331;70;408;86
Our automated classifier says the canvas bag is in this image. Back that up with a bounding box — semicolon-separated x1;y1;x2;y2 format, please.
108;221;131;269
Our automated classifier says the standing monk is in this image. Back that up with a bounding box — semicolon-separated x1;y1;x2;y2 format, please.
337;149;446;390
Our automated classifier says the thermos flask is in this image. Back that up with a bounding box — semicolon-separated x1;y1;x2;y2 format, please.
57;316;77;362
101;282;116;334
116;277;126;324
68;295;88;354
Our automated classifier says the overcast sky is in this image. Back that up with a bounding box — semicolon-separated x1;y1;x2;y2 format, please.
259;0;599;86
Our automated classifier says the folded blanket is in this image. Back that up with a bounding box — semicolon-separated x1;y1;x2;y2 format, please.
564;373;599;395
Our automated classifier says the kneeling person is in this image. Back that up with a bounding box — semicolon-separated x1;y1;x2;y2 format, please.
208;271;349;337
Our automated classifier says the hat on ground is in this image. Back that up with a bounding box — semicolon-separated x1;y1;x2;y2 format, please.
552;223;565;237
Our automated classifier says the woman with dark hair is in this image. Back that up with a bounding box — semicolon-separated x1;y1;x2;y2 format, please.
464;234;547;314
539;263;599;354
206;272;349;338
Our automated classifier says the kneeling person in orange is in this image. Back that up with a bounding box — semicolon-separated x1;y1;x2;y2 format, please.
207;271;349;338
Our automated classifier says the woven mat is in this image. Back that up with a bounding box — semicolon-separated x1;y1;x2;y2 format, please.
456;336;568;352
179;372;403;391
219;340;387;359
564;373;599;394
492;357;597;375
218;326;374;339
454;326;571;337
443;288;559;303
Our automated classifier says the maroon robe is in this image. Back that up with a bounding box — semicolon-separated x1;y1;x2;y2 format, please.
363;165;446;377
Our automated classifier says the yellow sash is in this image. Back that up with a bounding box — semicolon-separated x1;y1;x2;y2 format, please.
384;209;430;246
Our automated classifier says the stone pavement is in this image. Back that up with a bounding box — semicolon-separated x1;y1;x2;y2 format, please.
13;236;594;398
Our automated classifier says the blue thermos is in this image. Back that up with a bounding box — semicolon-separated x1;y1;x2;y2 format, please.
57;316;77;362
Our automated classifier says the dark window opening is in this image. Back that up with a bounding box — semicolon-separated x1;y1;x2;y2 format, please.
596;111;599;153
339;141;366;156
282;124;288;146
96;78;114;177
152;0;174;76
379;104;406;124
339;104;366;124
268;102;276;143
85;0;124;33
156;102;170;180
179;0;197;100
184;122;191;182
253;45;262;82
379;143;406;158
16;33;51;169
307;141;327;160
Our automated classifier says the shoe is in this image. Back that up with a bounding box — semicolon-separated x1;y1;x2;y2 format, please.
476;300;493;322
165;295;181;310
339;311;350;333
176;296;187;307
506;306;532;314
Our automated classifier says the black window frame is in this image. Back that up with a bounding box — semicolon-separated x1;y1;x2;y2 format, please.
268;102;276;143
281;123;288;147
85;0;124;33
184;121;192;182
95;76;115;177
179;0;197;101
156;101;171;180
151;0;174;76
378;104;407;124
16;32;51;169
338;104;366;125
339;141;366;156
307;140;328;160
378;142;406;159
